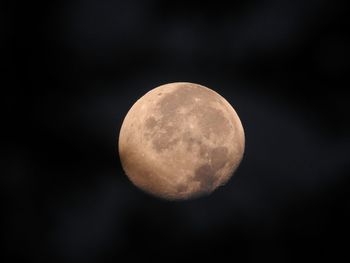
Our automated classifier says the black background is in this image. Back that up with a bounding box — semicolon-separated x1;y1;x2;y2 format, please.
3;0;350;262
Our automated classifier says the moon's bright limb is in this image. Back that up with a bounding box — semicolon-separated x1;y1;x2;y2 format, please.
118;82;245;200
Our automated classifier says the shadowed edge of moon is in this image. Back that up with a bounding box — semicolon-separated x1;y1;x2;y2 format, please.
193;146;229;195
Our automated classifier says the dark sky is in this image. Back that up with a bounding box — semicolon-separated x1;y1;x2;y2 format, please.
3;0;349;262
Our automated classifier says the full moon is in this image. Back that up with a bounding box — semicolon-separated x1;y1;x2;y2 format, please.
118;82;245;200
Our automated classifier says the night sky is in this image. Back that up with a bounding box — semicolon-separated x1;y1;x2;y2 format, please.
3;0;349;262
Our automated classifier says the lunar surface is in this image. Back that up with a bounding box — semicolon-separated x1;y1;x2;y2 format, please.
118;82;245;200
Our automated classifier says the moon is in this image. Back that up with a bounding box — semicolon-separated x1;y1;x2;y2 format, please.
118;82;245;200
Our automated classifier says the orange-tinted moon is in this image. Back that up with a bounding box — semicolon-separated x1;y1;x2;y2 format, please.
118;82;245;200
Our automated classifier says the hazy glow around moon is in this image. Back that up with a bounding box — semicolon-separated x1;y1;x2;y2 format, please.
118;82;245;200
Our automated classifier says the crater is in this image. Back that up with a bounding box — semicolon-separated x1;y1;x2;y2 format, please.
191;106;230;139
194;164;217;193
176;183;189;193
199;145;206;158
152;136;179;152
145;117;157;130
157;84;214;117
147;84;226;153
182;131;202;152
193;146;229;193
210;146;228;170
